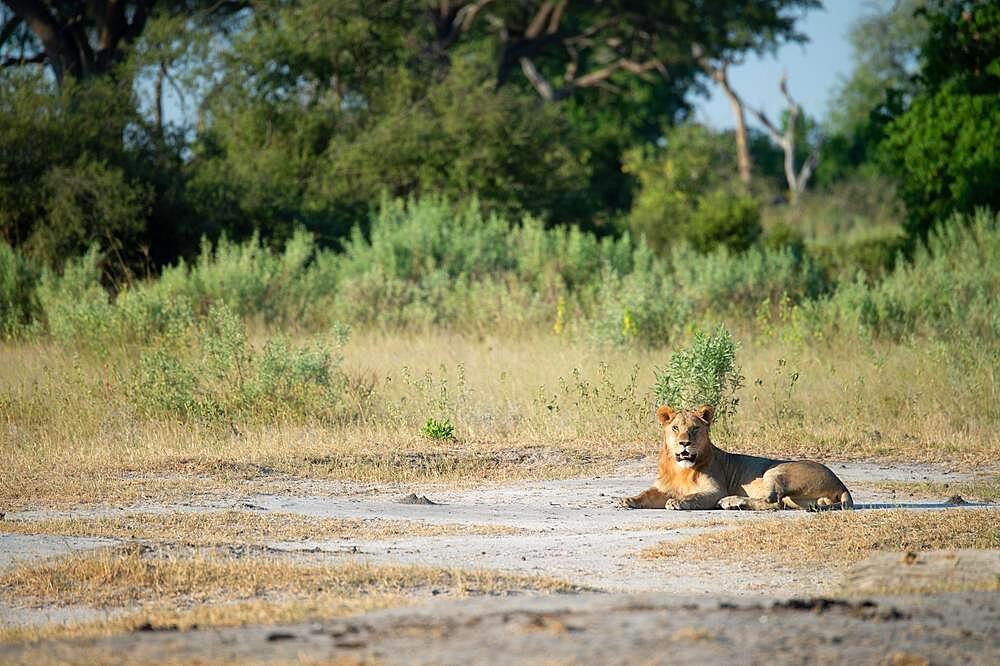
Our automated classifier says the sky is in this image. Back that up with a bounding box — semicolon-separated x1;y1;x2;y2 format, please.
693;1;869;129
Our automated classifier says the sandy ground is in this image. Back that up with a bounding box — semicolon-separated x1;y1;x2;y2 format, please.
1;459;997;663
3;590;998;664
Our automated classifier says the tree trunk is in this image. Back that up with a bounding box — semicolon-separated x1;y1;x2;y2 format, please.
701;60;752;185
721;86;752;185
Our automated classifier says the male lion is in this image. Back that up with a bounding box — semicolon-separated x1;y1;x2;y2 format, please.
620;404;853;510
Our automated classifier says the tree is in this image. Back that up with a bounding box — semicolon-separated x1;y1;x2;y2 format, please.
827;0;928;138
814;0;928;186
447;1;818;222
880;0;1000;236
0;1;247;86
452;1;819;103
698;66;822;204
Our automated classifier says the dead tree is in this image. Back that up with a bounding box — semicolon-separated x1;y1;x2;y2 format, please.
697;49;822;204
744;73;823;205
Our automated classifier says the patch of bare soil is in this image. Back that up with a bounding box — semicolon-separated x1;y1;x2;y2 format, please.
2;591;996;665
1;460;996;661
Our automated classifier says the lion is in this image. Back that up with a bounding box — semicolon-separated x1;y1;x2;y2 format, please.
620;404;853;510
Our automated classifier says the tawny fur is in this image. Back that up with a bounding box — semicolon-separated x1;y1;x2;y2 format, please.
620;404;854;511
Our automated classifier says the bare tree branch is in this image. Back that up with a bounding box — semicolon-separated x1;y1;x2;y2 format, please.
519;56;556;101
520;53;663;103
795;137;824;193
0;52;45;67
455;0;495;31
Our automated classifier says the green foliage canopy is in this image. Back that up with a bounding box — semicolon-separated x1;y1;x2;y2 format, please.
880;0;1000;236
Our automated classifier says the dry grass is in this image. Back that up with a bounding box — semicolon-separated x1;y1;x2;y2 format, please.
616;518;729;532
0;595;404;645
2;331;998;510
870;477;1000;503
641;509;1000;568
0;544;581;643
0;510;521;545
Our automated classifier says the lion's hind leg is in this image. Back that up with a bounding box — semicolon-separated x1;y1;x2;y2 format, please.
780;493;853;511
722;468;785;510
718;495;781;511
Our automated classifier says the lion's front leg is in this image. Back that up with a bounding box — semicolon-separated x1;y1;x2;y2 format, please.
664;492;725;510
619;487;669;509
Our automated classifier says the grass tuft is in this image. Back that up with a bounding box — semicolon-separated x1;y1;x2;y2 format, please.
641;509;1000;568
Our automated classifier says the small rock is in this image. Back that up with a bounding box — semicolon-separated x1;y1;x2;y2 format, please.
397;493;440;505
945;495;968;505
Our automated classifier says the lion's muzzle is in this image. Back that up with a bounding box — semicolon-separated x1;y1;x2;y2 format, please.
675;450;696;467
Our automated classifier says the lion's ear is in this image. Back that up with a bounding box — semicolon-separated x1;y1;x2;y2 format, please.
656;405;676;426
693;404;715;425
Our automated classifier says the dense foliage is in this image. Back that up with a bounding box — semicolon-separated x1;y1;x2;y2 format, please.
0;1;996;355
2;197;996;350
879;1;1000;236
1;0;820;269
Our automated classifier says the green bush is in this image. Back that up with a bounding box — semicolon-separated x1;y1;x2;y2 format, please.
331;196;638;333
808;226;909;281
0;240;38;339
590;243;688;348
761;222;806;255
35;246;114;347
626;124;756;255
34;157;152;276
421;417;456;441
687;189;762;253
653;326;744;425
10;194;996;350
670;242;826;318
131;303;352;422
819;209;1000;339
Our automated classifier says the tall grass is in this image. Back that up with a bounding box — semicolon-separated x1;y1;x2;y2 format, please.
4;198;997;348
1;198;998;510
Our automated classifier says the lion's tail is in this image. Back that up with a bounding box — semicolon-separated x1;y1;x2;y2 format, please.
839;490;855;510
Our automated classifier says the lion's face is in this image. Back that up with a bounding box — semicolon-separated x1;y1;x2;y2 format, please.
656;404;715;469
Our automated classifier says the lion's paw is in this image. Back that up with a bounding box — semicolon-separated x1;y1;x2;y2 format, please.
618;496;639;509
664;498;684;510
718;496;749;510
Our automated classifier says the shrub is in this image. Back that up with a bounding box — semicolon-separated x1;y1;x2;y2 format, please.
421;417;456;441
653;326;744;426
818;209;1000;339
34;246;114;347
34;157;152;276
670;242;826;318
131;303;352;423
761;222;806;255
0;240;38;339
807;226;909;281
687;188;762;253
589;243;688;347
625;124;752;255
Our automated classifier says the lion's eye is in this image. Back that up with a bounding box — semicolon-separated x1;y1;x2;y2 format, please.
671;425;678;432
691;427;699;434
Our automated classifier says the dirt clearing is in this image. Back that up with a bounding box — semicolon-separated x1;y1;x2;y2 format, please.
1;459;997;662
